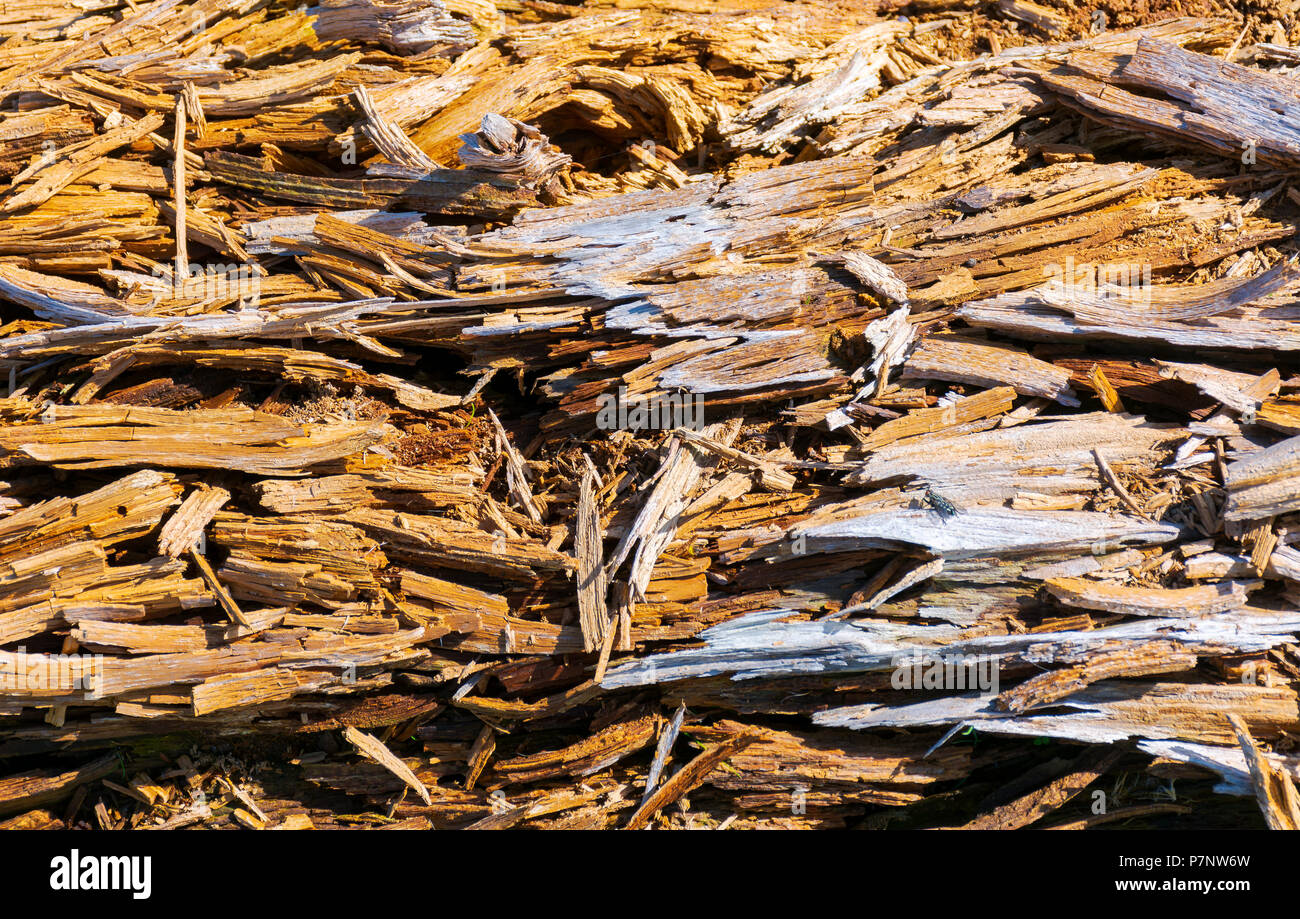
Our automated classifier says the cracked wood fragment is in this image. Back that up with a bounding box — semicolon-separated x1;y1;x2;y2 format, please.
0;754;117;817
1044;577;1253;618
344;725;433;806
818;681;1300;746
995;642;1198;713
958;749;1122;830
3;112;166;214
1227;714;1300;830
1087;365;1125;413
173;95;187;279
354;85;440;172
607;420;741;604
793;505;1178;561
576;467;611;652
605;608;1300;690
494;711;659;785
457;113;571;188
902;337;1078;405
487;407;544;524
855;386;1016;451
191;668;299;716
624;731;759;830
188;548;252;629
1225;433;1300;521
157;485;229;558
464;723;496;791
837;251;910;305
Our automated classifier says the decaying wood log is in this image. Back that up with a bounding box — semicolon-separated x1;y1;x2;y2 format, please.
5;0;1300;833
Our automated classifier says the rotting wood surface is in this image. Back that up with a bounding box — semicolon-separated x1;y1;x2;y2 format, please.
2;0;1300;831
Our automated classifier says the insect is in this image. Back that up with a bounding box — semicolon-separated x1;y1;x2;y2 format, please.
923;488;958;518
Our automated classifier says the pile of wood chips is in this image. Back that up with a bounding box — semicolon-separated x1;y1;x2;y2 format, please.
6;0;1300;830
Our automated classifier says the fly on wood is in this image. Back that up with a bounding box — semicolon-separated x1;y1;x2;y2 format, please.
923;488;958;518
